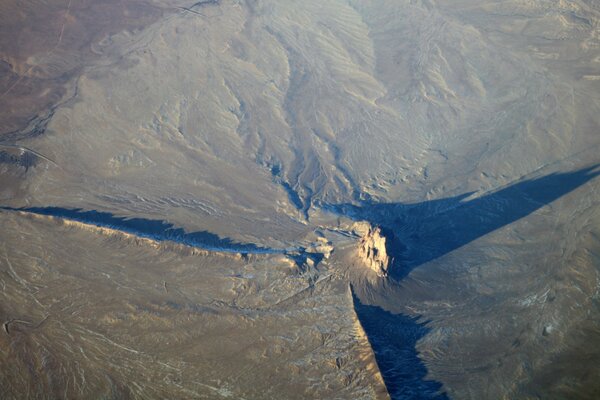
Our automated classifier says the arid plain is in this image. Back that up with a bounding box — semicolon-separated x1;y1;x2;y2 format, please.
1;0;600;399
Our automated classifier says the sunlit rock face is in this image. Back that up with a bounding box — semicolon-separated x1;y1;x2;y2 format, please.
355;222;390;278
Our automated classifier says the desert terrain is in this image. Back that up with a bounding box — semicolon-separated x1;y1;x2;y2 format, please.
1;0;600;398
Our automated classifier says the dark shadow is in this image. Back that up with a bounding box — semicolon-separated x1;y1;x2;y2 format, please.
0;149;38;170
325;164;600;280
352;288;449;400
0;206;283;254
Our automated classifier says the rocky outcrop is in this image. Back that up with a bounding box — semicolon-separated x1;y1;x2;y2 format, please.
306;236;334;260
354;222;390;277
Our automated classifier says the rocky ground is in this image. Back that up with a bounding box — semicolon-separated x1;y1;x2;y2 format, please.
1;0;600;399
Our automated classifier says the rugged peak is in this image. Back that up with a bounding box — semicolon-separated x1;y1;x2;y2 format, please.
354;222;390;277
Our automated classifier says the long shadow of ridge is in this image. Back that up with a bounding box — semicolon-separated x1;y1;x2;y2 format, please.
352;288;449;400
0;207;284;254
327;164;600;280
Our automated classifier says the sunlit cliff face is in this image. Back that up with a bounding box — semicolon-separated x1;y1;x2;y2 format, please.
355;222;390;278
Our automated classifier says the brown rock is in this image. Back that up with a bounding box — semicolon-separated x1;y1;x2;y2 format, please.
356;223;390;277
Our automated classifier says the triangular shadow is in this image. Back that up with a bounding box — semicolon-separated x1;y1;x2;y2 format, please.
326;164;600;280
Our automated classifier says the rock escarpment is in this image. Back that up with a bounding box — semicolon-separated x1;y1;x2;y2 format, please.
355;222;391;277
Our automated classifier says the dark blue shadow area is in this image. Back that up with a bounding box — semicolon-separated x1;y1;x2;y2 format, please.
326;164;600;280
352;289;448;400
1;206;286;254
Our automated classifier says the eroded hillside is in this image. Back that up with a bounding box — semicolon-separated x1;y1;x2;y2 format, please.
1;0;600;398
